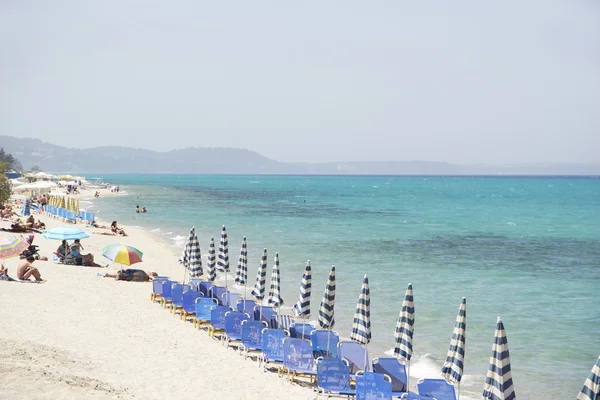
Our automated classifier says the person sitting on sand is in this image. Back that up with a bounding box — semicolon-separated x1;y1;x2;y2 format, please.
94;191;100;198
56;240;70;261
70;239;107;267
16;256;44;282
102;269;157;282
25;215;46;230
0;264;15;281
111;221;127;236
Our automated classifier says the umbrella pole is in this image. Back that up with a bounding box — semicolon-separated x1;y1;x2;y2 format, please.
326;328;331;356
457;382;460;400
243;283;247;313
225;272;228;306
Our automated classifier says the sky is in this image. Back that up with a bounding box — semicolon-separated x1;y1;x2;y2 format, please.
1;1;599;164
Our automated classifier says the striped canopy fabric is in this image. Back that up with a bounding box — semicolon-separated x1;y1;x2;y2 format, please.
216;225;229;272
350;274;371;345
318;265;336;329
267;252;284;307
251;248;268;300
577;355;600;400
292;260;312;318
394;283;415;361
0;233;29;259
482;317;516;400
182;227;202;278
234;236;248;285
42;226;90;241
102;244;143;266
205;237;216;282
441;297;467;384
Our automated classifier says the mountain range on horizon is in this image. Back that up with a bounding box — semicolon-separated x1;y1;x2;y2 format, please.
1;135;599;176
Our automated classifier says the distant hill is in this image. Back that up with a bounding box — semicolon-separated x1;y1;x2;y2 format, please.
1;135;599;175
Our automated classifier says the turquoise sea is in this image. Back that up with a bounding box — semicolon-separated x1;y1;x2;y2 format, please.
85;175;599;399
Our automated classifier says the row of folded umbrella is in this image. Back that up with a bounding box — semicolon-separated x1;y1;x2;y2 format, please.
180;225;599;400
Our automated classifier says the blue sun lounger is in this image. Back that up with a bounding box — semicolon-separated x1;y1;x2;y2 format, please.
224;311;251;349
289;322;315;340
254;306;277;326
150;276;169;302
372;357;410;396
338;341;369;377
160;280;176;308
180;290;202;321
193;297;218;329
260;328;288;373
208;305;230;339
316;357;355;398
282;337;316;383
237;299;257;314
170;284;190;314
417;378;457;400
240;320;268;359
310;329;340;358
356;371;392;400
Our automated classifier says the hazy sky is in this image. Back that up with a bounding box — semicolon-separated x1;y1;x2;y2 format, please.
1;1;599;164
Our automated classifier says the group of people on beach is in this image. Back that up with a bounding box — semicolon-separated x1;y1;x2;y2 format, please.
55;239;107;267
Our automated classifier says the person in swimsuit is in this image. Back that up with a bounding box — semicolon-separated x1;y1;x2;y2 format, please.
110;221;127;236
102;269;157;281
16;256;44;281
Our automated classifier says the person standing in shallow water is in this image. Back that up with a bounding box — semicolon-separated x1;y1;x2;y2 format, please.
135;205;140;213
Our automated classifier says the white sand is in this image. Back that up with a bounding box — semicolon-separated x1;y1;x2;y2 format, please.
0;188;314;399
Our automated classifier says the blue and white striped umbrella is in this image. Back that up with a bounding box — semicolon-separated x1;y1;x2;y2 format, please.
350;274;371;345
22;199;30;217
318;265;336;329
292;260;312;318
441;297;466;387
216;225;229;272
182;227;202;278
251;248;267;301
482;317;516;400
394;283;415;362
234;236;248;285
267;252;284;307
578;355;600;400
205;236;216;282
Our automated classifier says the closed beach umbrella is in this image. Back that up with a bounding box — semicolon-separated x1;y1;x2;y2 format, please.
350;274;371;345
292;260;312;318
578;355;600;400
441;297;467;400
0;233;29;260
22;199;30;216
234;236;248;302
482;317;516;400
216;225;230;297
267;252;284;307
102;244;143;267
394;283;415;388
318;265;336;330
206;237;216;282
42;226;90;241
251;248;268;321
182;227;202;279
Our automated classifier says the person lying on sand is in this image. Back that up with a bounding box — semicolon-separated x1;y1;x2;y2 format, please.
16;256;45;282
102;269;157;282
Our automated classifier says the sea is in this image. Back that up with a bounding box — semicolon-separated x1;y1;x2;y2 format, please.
83;174;600;399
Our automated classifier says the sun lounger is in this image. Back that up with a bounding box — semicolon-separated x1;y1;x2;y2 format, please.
180;290;202;321
150;276;169;302
193;297;218;329
211;285;228;305
315;357;354;398
223;311;251;349
356;371;392;400
282;337;316;383
372;357;409;396
254;305;277;326
160;280;176;308
310;329;339;358
260;328;289;373
208;305;230;339
222;292;243;308
198;281;213;297
289;322;315;340
237;299;257;314
170;283;190;314
240;320;268;359
417;378;457;400
338;340;369;378
271;314;293;330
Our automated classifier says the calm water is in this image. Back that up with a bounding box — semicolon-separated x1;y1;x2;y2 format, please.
86;175;600;399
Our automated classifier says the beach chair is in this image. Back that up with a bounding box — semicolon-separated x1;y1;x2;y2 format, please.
150;276;169;302
254;305;277;326
310;329;340;358
170;284;189;314
417;378;457;400
237;299;257;314
289;322;315;340
198;281;213;297
372;357;411;396
315;357;355;399
180;290;202;321
338;341;369;378
222;292;243;308
355;371;392;400
208;305;230;339
223;311;251;349
282;337;316;383
160;280;176;308
189;278;202;292
271;315;293;330
260;328;289;373
65;210;77;224
211;286;228;305
240;320;268;359
193;297;218;329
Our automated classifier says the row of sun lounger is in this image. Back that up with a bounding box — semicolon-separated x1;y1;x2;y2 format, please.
150;277;458;399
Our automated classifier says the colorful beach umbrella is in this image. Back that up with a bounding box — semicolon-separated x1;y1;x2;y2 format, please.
292;260;312;318
251;248;267;301
267;252;283;307
206;236;216;282
394;283;415;389
42;226;90;241
350;274;371;346
578;355;600;400
234;236;248;285
441;297;466;400
318;265;336;330
0;233;29;259
182;227;202;279
482;317;516;400
102;244;143;266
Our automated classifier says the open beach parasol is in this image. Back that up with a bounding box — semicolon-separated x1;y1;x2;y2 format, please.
42;226;90;241
441;297;466;400
102;244;143;267
0;233;29;260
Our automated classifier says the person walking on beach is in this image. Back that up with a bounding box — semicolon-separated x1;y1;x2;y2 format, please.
16;256;44;282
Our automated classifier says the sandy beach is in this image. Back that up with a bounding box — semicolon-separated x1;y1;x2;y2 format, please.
0;188;314;400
